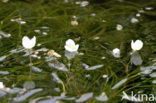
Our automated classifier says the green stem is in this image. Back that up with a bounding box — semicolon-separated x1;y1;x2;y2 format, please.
28;49;32;80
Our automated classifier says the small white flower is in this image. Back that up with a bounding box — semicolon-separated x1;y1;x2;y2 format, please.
131;40;143;51
131;18;139;23
71;20;78;26
136;13;141;17
65;39;79;52
112;48;120;58
22;36;36;49
80;1;89;7
116;24;123;31
0;82;4;89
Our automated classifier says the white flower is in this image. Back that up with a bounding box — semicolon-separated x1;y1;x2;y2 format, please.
131;40;143;51
0;82;4;89
80;1;89;7
116;24;123;31
131;18;139;23
22;36;36;49
65;39;79;52
112;48;120;58
71;20;78;26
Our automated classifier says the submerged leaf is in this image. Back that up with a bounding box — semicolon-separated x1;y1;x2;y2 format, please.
32;66;42;73
76;92;93;102
112;78;127;90
13;88;43;102
95;92;108;102
86;65;103;70
48;62;68;71
0;56;6;62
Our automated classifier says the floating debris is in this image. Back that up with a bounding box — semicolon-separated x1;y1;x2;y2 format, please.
95;92;108;102
51;72;61;83
112;78;127;90
32;66;42;73
48;62;68;72
86;64;103;71
76;92;93;102
0;71;9;75
13;88;43;102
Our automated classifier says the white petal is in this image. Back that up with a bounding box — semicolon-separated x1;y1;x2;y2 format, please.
131;40;143;51
75;44;79;51
66;39;75;46
22;36;36;49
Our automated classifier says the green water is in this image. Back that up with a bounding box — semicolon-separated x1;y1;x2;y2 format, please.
0;0;156;102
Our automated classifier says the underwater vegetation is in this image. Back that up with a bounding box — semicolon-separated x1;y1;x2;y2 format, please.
0;0;156;102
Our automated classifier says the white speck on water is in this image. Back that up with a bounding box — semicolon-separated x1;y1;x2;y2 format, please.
76;92;93;102
112;78;127;90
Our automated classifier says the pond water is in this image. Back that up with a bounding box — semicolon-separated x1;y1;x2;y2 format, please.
0;0;156;102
